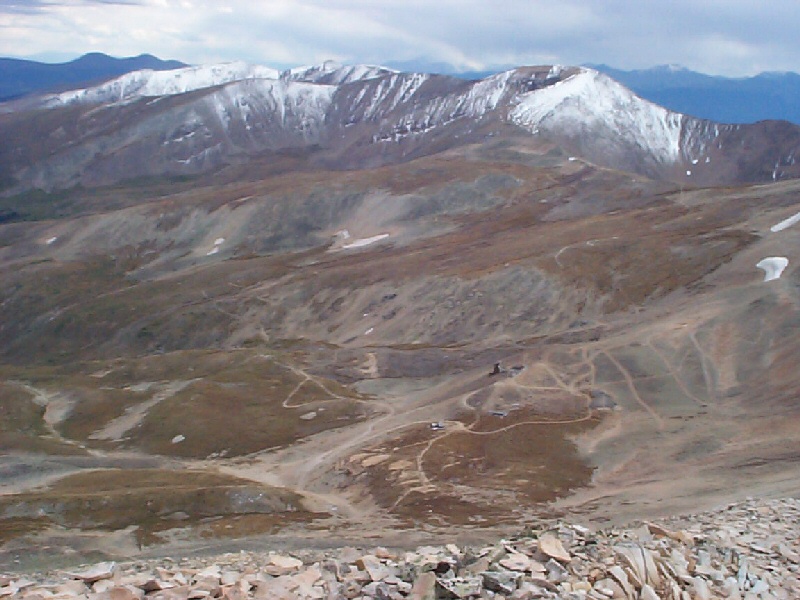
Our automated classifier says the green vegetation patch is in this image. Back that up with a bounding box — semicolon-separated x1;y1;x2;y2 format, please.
0;383;84;455
57;386;150;443
0;468;318;547
1;349;366;455
127;357;366;458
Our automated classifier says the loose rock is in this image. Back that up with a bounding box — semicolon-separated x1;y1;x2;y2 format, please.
4;497;800;600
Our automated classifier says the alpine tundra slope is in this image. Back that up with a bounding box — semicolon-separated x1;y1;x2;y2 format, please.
0;60;799;568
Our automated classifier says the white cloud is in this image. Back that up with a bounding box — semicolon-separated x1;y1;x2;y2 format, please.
1;0;800;76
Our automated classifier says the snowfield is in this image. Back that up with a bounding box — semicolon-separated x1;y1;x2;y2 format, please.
285;60;397;85
47;62;281;107
510;68;684;163
756;257;789;281
770;210;800;232
342;234;390;249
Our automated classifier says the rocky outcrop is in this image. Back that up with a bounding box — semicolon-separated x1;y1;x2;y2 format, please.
3;497;799;599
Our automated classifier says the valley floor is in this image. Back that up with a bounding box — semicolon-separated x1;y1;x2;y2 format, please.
2;144;800;575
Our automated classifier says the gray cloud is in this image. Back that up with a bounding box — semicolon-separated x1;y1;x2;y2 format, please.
1;0;800;76
0;0;141;10
0;0;52;14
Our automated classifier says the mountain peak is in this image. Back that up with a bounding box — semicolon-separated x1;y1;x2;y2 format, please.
510;67;683;164
43;61;281;107
0;52;188;101
283;61;397;85
4;58;800;194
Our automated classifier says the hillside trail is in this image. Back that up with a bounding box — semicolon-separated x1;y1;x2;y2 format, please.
388;353;599;510
603;350;664;429
7;381;103;456
645;333;710;408
88;379;199;441
275;339;604;514
218;357;512;521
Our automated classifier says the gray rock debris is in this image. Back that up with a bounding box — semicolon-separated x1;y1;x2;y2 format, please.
3;497;800;599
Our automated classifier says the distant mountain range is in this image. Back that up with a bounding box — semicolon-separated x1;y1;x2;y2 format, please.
589;64;800;125
3;59;800;195
0;53;186;101
388;61;800;126
3;54;800;126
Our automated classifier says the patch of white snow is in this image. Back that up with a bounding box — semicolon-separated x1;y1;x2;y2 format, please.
756;257;789;282
285;61;397;85
214;237;225;245
171;434;186;444
206;247;220;256
342;233;390;249
46;62;281;107
510;68;683;164
771;211;800;233
45;236;58;245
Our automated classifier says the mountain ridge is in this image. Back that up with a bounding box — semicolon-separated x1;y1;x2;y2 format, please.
389;60;800;125
0;53;186;102
6;53;800;125
2;54;800;565
3;60;800;197
590;63;800;125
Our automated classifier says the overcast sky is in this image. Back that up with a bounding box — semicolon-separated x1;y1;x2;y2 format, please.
2;0;799;76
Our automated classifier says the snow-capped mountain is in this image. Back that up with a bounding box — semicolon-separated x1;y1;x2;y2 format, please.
0;52;187;102
511;68;683;165
43;62;281;107
283;60;397;85
2;61;800;192
35;60;396;109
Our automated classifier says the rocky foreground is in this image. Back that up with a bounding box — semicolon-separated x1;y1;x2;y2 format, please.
2;498;799;599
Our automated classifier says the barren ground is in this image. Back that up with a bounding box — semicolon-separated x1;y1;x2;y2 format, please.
1;142;799;568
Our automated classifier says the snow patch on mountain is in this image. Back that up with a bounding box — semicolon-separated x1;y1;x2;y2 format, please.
344;72;434;126
368;70;523;143
757;257;789;282
45;62;280;107
462;69;515;116
386;73;431;112
342;234;390;249
771;210;800;232
203;78;335;131
407;70;513;127
285;60;396;85
510;68;684;163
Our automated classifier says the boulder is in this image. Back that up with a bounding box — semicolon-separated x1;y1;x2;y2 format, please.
65;562;116;583
409;572;437;600
499;553;531;572
265;555;303;576
482;570;520;595
538;534;571;563
436;576;482;599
